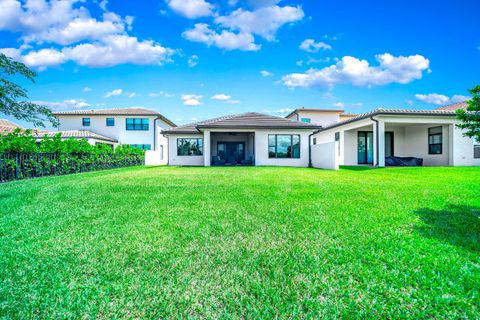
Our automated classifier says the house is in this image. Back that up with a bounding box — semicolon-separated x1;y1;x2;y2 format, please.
33;130;118;146
285;107;357;127
162;112;321;167
53;108;176;163
310;101;480;169
0;119;24;134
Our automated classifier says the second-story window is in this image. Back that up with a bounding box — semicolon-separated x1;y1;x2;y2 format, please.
126;118;149;131
106;118;115;127
301;118;311;123
82;118;90;126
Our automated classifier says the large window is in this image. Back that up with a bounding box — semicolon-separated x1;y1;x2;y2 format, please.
428;126;442;154
106;118;115;127
82;118;90;126
126;118;149;131
268;134;300;158
177;138;203;156
129;144;151;150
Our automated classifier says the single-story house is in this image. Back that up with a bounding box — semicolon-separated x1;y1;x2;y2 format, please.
162;112;321;167
311;102;480;169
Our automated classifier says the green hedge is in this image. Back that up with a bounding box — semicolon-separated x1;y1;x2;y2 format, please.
0;129;145;182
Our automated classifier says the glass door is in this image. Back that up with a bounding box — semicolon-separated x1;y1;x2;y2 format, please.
358;132;374;164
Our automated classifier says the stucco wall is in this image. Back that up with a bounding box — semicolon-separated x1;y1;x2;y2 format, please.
403;124;450;166
287;111;341;127
311;141;339;170
167;134;204;166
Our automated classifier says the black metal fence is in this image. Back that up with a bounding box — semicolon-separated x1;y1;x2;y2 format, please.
0;152;144;183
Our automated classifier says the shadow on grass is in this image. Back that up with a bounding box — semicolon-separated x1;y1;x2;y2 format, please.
415;205;480;253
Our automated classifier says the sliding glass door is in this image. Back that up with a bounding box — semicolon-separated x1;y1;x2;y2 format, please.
358;131;394;164
217;142;245;164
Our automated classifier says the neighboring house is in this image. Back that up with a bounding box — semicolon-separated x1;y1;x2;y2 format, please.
162;112;321;167
311;102;480;169
0;119;24;134
33;130;118;146
285;108;357;127
53;108;176;162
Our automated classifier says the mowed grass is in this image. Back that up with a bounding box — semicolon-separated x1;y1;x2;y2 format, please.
0;166;479;319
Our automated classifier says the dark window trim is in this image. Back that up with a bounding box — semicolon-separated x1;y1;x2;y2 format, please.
385;131;394;157
82;118;90;126
428;126;443;155
473;144;480;159
358;131;373;165
177;138;204;156
126;118;149;131
268;134;301;159
106;117;115;127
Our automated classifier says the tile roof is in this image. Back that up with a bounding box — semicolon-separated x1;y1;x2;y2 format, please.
0;119;23;133
319;108;458;131
33;130;117;143
163;112;322;134
53;108;176;127
435;101;468;111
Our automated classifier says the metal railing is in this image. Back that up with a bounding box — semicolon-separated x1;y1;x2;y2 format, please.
0;152;144;183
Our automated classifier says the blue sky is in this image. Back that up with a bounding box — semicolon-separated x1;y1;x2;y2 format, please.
0;0;479;128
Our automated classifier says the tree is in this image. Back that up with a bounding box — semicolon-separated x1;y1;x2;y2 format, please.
456;85;480;142
0;53;58;127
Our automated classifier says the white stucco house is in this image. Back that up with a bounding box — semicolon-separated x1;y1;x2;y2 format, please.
309;102;480;169
53;108;176;164
162;112;321;167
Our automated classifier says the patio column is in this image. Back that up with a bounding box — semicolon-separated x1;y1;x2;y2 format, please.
378;120;385;167
204;130;211;166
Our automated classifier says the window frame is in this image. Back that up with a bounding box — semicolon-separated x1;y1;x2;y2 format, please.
106;117;115;127
82;118;90;126
428;126;443;155
300;118;311;123
126;118;149;131
177;138;203;156
268;134;301;159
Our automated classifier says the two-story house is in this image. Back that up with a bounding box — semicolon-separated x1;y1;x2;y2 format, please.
53;108;176;162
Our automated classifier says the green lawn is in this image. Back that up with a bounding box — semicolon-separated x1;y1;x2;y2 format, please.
0;166;479;319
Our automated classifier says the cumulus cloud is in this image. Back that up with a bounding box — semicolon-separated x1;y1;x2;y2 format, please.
260;70;273;77
166;0;214;19
182;94;203;106
183;23;260;51
265;107;293;114
282;53;430;88
211;93;240;104
34;99;90;111
149;91;174;97
188;54;199;67
415;93;470;105
299;39;332;53
215;5;304;41
104;89;123;98
83;87;92;92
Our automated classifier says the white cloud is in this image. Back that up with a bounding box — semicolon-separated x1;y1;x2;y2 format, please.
182;94;202;106
299;39;332;53
83;87;92;92
34;99;90;111
215;5;304;41
21;48;67;71
211;93;240;104
104;89;123;98
188;54;199;67
183;23;260;51
265;107;293;114
260;70;273;77
127;92;136;98
246;0;281;8
282;53;430;88
149;91;174;97
415;93;470;105
65;35;174;67
166;0;214;19
332;102;363;109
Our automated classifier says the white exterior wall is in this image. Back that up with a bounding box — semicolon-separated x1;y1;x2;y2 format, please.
287;111;342;127
311;141;339;170
167;134;204;166
57;115;172;162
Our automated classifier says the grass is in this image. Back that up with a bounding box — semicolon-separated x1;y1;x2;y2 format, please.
0;166;479;319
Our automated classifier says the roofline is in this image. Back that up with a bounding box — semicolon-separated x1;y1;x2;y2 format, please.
53;112;177;127
197;124;322;130
285;108;345;119
34;133;118;143
319;110;457;131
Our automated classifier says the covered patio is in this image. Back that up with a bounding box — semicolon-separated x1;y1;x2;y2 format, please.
209;132;255;166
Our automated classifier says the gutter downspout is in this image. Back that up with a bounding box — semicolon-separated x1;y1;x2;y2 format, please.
308;129;321;168
370;116;379;167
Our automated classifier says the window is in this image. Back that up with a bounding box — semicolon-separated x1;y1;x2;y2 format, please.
474;145;480;159
126;118;149;131
428;126;442;154
106;118;115;126
129;144;151;150
177;138;203;156
301;118;311;123
268;134;300;158
82;118;90;126
313;137;317;145
335;132;341;156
